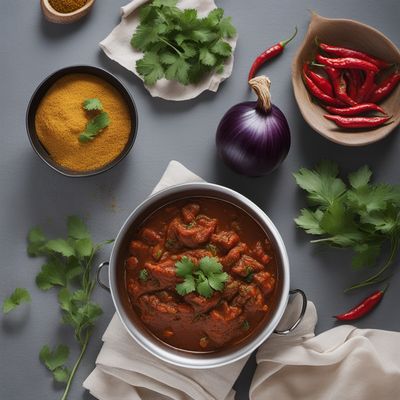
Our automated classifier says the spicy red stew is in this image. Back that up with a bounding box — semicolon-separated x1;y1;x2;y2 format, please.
125;198;279;352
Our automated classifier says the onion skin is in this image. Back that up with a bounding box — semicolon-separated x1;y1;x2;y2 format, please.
216;101;291;176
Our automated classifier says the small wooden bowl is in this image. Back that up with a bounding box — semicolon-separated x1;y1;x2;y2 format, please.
40;0;95;24
292;13;400;146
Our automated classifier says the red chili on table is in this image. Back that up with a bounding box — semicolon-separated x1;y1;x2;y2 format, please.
325;103;386;116
315;54;379;73
324;114;391;129
318;42;390;70
334;287;387;321
248;27;297;81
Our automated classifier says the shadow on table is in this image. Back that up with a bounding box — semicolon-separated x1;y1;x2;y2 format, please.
1;305;31;334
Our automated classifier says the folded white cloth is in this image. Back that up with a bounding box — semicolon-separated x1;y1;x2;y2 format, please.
100;0;238;101
84;160;246;400
251;303;400;400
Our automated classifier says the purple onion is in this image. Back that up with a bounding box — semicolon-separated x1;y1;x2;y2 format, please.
216;76;291;176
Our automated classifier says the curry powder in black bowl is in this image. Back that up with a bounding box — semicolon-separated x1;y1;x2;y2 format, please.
26;65;138;177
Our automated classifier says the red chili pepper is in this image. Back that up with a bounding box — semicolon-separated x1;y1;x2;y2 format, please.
334;286;387;321
356;70;376;103
318;42;390;70
302;65;344;106
325;67;358;106
248;27;297;81
344;71;357;101
325;103;386;116
324;114;391;129
368;71;400;103
315;54;379;73
305;63;334;97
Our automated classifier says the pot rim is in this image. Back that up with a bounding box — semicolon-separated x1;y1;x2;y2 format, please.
108;182;290;369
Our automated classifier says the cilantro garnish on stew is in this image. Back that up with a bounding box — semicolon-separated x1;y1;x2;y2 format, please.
175;256;228;298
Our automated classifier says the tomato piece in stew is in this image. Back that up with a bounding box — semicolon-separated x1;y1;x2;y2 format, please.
125;198;279;352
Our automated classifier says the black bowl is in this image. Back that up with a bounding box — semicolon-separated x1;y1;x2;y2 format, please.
26;65;139;177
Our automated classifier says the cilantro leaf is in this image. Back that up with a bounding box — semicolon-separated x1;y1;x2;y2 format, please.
205;8;224;27
36;259;67;290
53;366;70;383
27;227;47;256
83;98;103;111
39;344;69;372
131;24;162;51
79;112;110;143
219;16;237;38
152;0;178;7
211;40;232;56
176;256;195;277
136;53;164;86
45;239;75;258
67;216;91;240
293;161;346;208
74;238;93;258
2;288;31;314
164;56;190;85
196;276;213;298
208;272;228;291
199;256;223;274
294;209;324;235
139;269;149;282
176;275;196;295
348;166;372;189
190;29;218;43
199;47;217;66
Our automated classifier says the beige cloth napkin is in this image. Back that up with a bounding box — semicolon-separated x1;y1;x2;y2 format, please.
251;303;400;400
100;0;238;101
84;160;246;400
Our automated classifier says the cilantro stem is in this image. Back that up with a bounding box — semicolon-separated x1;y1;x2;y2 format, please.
159;37;182;56
346;238;399;292
60;330;90;400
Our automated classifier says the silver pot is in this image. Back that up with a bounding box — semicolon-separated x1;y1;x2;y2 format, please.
97;182;306;369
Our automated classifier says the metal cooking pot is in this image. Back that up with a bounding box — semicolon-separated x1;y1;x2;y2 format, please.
97;182;306;369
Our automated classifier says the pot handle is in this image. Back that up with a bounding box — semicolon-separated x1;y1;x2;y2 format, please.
274;289;307;335
96;261;111;293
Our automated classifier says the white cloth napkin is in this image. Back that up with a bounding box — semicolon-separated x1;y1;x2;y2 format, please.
100;0;238;101
84;160;246;400
250;303;400;400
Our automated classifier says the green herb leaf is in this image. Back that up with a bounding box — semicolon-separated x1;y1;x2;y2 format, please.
294;209;324;235
139;269;149;282
67;216;91;240
196;277;213;298
199;47;217;66
46;239;75;258
79;112;110;143
348;165;372;189
242;320;250;331
208;272;228;291
39;344;69;372
136;53;165;86
74;238;93;258
152;0;178;7
36;259;67;290
219;16;237;38
176;256;195;277
164;56;191;85
211;39;232;56
27;227;47;256
199;256;223;274
176;275;196;295
2;288;31;314
83;98;103;111
53;366;70;383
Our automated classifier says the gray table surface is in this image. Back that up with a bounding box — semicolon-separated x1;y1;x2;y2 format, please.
1;0;399;399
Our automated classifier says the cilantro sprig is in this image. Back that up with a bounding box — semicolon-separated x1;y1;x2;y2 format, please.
175;256;228;298
131;0;236;86
2;288;31;314
294;161;400;291
25;216;113;399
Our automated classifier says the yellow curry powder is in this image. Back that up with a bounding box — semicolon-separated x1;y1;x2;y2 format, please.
35;74;131;172
49;0;87;13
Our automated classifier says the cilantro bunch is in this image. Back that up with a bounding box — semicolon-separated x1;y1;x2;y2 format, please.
294;161;400;291
175;256;228;298
25;216;112;400
131;0;236;86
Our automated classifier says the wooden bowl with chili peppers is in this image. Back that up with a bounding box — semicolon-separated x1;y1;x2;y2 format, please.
292;13;400;146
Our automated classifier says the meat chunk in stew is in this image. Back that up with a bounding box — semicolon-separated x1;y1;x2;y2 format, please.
211;230;240;251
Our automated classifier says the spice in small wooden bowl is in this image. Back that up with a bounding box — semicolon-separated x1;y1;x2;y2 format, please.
26;66;138;177
41;0;95;24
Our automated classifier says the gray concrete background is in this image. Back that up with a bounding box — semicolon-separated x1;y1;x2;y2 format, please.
0;0;399;399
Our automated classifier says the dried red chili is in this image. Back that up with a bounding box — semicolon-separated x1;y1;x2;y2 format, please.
325;103;386;116
302;64;344;106
305;63;334;97
368;71;400;103
248;27;297;81
324;114;391;129
318;42;390;70
325;67;358;106
334;287;387;321
315;54;379;73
